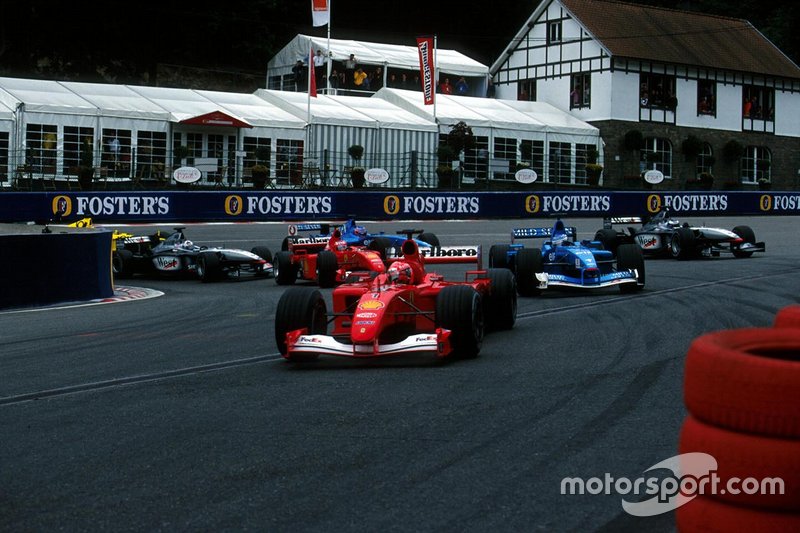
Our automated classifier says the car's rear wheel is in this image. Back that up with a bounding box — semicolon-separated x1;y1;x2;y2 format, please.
616;243;645;293
197;251;223;282
274;251;297;285
488;244;511;269
275;287;326;361
515;247;543;297
670;227;696;260
112;249;134;279
436;285;484;358
418;232;440;250
251;246;273;276
316;250;338;288
485;268;517;330
368;237;393;260
732;225;756;258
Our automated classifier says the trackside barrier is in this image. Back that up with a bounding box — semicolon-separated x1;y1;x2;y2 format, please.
0;191;798;223
0;231;114;309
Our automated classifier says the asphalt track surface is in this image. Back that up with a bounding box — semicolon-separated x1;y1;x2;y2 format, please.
1;216;796;532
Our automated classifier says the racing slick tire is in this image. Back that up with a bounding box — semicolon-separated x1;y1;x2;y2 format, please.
774;305;800;329
112;249;134;279
275;287;327;362
368;237;393;260
594;228;619;255
670;226;696;260
485;268;517;331
616;243;645;293
251;246;273;277
679;414;800;511
418;232;440;250
732;225;756;258
515;247;543;297
281;236;291;252
684;327;800;439
316;250;338;288
197;251;223;283
488;244;511;270
274;251;298;285
676;494;800;533
436;285;484;358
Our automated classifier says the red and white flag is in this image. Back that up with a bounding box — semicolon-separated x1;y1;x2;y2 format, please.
416;36;435;106
311;0;329;27
308;47;317;97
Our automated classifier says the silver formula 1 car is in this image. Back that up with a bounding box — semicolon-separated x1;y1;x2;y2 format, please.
595;210;765;259
114;227;273;282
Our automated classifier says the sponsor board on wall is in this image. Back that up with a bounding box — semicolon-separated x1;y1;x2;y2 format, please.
0;191;798;223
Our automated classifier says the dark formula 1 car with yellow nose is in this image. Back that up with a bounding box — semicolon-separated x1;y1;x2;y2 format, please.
274;231;517;362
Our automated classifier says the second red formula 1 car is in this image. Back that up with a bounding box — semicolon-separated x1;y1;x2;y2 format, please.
274;231;517;362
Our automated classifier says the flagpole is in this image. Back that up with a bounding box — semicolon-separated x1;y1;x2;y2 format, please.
326;0;332;94
433;34;438;122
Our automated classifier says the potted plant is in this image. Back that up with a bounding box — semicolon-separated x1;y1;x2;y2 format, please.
77;138;95;191
681;135;703;161
723;139;744;164
173;145;190;167
758;176;771;190
348;144;365;188
623;129;644;152
698;171;714;190
585;163;603;186
250;146;271;189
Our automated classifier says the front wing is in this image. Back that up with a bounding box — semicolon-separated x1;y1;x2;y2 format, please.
285;328;453;358
535;269;641;290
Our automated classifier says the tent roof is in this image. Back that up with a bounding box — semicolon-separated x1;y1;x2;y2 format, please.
268;34;489;77
255;89;378;128
333;94;438;131
373;88;598;136
59;81;171;121
194;90;306;130
127;85;251;126
0;77;97;115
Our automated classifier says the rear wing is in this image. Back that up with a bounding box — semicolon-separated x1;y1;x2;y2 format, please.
602;217;643;230
287;236;329;253
287;223;332;236
389;245;483;268
511;227;576;243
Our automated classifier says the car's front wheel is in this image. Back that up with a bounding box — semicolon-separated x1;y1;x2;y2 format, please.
275;287;327;361
436;285;484;358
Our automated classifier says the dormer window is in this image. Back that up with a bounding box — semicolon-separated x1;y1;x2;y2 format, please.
548;21;562;44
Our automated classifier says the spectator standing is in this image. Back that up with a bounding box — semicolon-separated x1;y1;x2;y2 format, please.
387;73;398;88
329;69;340;92
313;49;326;89
455;77;469;96
353;67;367;90
413;74;421;90
439;77;453;94
486;78;495;98
373;67;384;90
292;60;305;92
344;53;357;89
400;73;410;90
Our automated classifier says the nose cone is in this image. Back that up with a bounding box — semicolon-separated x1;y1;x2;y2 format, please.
351;294;388;343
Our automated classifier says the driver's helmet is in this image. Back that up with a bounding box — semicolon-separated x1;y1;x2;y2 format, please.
181;240;194;250
387;261;412;284
353;225;367;237
335;240;348;251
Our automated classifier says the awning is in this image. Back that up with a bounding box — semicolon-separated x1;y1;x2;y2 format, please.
179;110;252;128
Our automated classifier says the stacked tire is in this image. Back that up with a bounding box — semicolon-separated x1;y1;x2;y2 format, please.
677;310;800;531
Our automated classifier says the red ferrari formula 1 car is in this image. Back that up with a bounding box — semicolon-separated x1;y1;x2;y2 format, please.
273;228;387;288
274;231;517;362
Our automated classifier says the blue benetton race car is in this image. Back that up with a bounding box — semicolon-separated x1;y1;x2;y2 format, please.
283;218;440;258
489;220;645;296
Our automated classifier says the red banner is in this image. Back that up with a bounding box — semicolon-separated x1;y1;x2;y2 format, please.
416;36;435;106
311;0;329;27
309;47;317;97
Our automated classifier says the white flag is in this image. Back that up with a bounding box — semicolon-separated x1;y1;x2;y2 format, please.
311;0;330;27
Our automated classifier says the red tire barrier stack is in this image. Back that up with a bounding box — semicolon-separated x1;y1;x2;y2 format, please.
677;315;800;532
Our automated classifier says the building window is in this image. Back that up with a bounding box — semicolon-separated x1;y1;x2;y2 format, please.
101;129;132;177
640;74;677;110
697;143;714;176
243;136;271;169
186;133;203;159
575;143;597;184
136;131;167;176
64;126;94;173
520;139;545;181
742;146;771;184
464;136;489;181
549;141;572;184
493;137;517;180
518;79;536;101
0;131;8;182
276;139;303;185
742;85;774;121
570;74;591;109
25;124;58;174
642;137;672;178
548;21;562;44
697;80;716;116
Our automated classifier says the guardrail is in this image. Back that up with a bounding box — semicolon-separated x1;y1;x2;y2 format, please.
0;190;795;223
